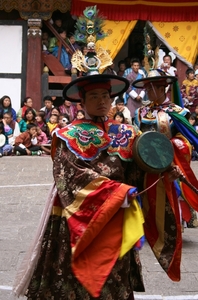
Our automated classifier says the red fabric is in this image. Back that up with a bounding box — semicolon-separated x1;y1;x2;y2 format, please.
143;173;182;281
180;201;191;222
69;181;132;297
171;139;198;211
71;0;198;21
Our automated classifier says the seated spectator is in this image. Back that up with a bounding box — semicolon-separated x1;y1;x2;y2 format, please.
36;127;48;145
48;28;71;70
0;121;12;157
35;111;50;140
40;95;54;122
113;111;125;124
67;33;81;52
3;112;20;147
17;97;36;122
117;60;126;77
76;110;85;120
59;99;77;122
42;31;50;51
181;68;198;112
50;106;60;117
108;96;132;124
18;108;36;132
55;113;70;132
14;123;41;156
36;126;51;155
0;95;17;121
52;17;63;32
47;114;59;135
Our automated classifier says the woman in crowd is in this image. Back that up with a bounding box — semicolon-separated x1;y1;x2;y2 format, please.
59;98;77;122
17;97;36;122
18;108;36;132
0;95;17;121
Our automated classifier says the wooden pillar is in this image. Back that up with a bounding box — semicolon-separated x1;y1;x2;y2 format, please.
26;19;42;111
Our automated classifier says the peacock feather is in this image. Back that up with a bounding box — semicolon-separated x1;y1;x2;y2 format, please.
74;5;107;44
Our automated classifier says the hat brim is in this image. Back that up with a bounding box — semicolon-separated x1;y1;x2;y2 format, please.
132;76;177;88
63;74;130;102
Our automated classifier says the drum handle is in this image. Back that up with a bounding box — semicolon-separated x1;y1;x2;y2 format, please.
130;176;164;198
130;175;198;199
179;175;198;195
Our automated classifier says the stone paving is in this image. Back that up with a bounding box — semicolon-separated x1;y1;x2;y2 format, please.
0;156;197;300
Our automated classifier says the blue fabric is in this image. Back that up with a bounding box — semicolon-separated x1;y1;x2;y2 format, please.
52;46;71;69
168;111;198;152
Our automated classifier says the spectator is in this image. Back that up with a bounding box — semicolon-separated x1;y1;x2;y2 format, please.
108;96;132;124
48;28;71;70
113;111;125;124
59;99;77;122
42;31;50;51
103;61;117;75
35;111;50;140
117;60;126;77
181;68;198;112
0;121;12;157
3;111;20;147
40;95;54;122
36;127;48;145
18;108;36;133
14;123;41;156
160;54;177;77
0;95;17;121
47;114;59;135
124;59;146;120
50;106;60;117
17;97;36;122
76;110;85;120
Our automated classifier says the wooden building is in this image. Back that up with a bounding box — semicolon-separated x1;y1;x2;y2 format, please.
0;0;198;111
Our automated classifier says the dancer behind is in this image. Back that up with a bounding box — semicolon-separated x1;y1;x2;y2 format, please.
133;69;198;230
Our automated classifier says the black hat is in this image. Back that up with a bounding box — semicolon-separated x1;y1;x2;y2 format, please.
62;74;130;102
132;69;177;88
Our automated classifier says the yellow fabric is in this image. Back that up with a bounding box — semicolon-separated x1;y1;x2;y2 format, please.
152;21;198;65
119;198;144;258
96;20;137;61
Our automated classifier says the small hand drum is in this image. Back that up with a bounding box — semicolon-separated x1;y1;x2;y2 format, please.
132;131;174;173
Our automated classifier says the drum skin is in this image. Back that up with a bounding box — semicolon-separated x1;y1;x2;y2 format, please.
132;131;174;173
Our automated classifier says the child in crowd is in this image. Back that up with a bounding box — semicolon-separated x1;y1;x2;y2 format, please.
35;111;50;140
47;114;59;135
108;96;132;124
40;96;54;122
181;68;198;112
14;123;41;156
0;121;12;157
76;110;85;120
113;111;125;124
58;113;69;129
50;107;60;117
36;127;48;144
